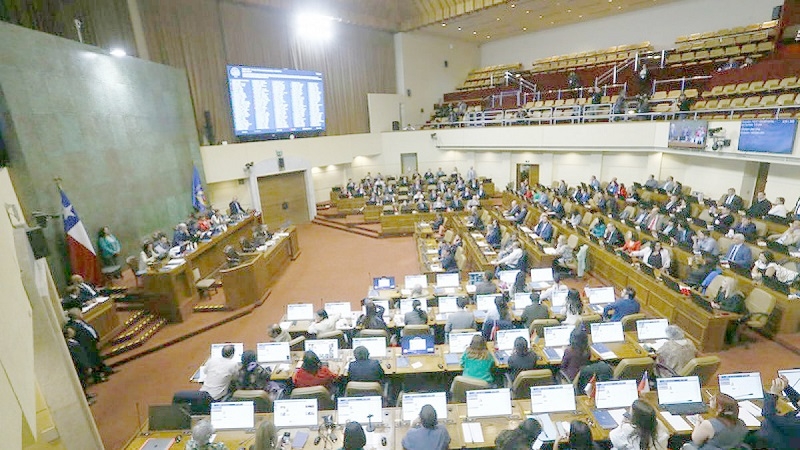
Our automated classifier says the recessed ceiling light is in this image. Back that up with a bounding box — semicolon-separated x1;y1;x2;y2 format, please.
496;17;501;21
511;4;516;8
110;48;126;57
550;21;554;24
539;15;543;19
457;26;462;30
579;15;583;18
567;9;572;13
441;23;446;27
473;31;477;35
522;27;527;31
526;10;531;13
618;5;622;9
486;35;491;39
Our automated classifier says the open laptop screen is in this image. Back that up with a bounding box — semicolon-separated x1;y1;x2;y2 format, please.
372;276;395;290
210;401;255;430
656;376;703;406
401;335;435;355
544;325;574;347
286;303;315;321
352;337;387;358
438;297;459;313
476;295;498;311
324;302;352;317
590;322;625;343
402;392;448;421
586;287;616;305
468;272;486;285
337;396;383;424
256;342;290;363
636;319;669;341
530;385;576;413
498;270;520;286
436;273;460;288
551;291;568;309
304;339;339;360
404;274;428;289
530;268;554;283
513;293;533;310
595;380;638;409
778;368;800;391
448;331;480;353
273;399;318;428
496;329;530;351
719;372;765;400
466;388;512;418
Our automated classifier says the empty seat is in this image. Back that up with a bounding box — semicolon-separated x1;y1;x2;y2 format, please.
666;54;682;65
741;43;757;54
695;50;711;62
776;93;795;106
779;77;798;90
734;83;751;94
724;46;741;57
692;100;707;110
684;89;699;98
760;79;781;92
759;95;777;107
721;84;737;96
680;52;695;62
747;81;764;93
756;41;775;54
702;86;724;98
709;48;726;61
666;90;682;99
290;386;334;410
511;370;554;399
652;91;668;101
743;96;761;107
702;99;718;109
717;99;732;109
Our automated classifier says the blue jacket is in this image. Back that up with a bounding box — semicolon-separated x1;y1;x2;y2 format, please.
725;243;752;268
758;385;800;449
603;297;640;322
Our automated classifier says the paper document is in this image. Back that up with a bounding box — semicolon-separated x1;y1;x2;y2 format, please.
739;401;762;417
280;321;292;330
660;412;692;432
607;409;627;427
520;227;532;233
411;361;423;369
738;409;761;427
461;422;484;443
543;247;558;255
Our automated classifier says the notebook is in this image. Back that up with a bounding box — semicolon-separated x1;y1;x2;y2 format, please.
543;325;573;361
656;376;708;415
718;372;765;400
529;268;554;290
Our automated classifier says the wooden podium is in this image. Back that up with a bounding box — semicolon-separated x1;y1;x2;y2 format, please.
220;253;269;309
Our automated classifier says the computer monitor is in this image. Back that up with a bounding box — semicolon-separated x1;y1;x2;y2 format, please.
551;291;568;309
256;342;291;363
530;268;554;283
595;380;639;409
304;339;340;360
498;270;520;286
286;303;315;321
210;401;255;430
372;276;395;290
337;396;383;424
438;297;459;313
324;302;352;317
530;385;577;414
401;392;448;422
513;292;533;310
401;335;435;355
656;376;703;406
590;322;625;343
586;287;616;305
448;331;480;353
273;399;318;428
476;295;498;311
210;343;244;361
363;299;390;317
636;319;669;341
718;372;765;400
436;272;460;288
544;325;574;347
468;272;486;285
400;298;428;315
466;388;513;418
496;329;530;351
778;368;800;391
352;337;388;358
404;274;428;289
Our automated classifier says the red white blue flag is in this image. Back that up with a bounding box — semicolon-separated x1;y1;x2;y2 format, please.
60;189;101;285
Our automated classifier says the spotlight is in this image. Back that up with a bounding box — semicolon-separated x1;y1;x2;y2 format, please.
110;48;127;57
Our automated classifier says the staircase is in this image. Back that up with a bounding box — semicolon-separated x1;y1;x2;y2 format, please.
102;311;167;358
311;215;381;238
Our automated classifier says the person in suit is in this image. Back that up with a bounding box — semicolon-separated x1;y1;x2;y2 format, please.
661;176;676;193
64;326;95;402
485;219;501;248
748;192;772;218
722;188;744;212
172;223;191;247
520;292;550;328
512;205;527;225
644;174;658;189
445;297;476;332
347;346;384;383
732;216;758;242
533;215;554;242
474;271;498;295
603;223;624;247
504;200;520;218
711;206;735;234
692;230;720;256
69;274;99;303
671;221;694;247
402;404;451;450
602;287;640;321
440;246;459;273
751;375;800;449
712;277;745;314
66;308;114;383
61;285;83;311
404;299;428;326
229;197;245;216
643;207;664;233
548;197;565;219
724;233;752;269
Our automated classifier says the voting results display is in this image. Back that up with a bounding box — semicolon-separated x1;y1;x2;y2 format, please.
227;65;325;136
738;119;797;154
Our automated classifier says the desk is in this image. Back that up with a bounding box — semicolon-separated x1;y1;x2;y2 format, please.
381;212;437;236
83;299;121;346
450;216;496;274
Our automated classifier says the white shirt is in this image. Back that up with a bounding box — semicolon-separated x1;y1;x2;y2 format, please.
497;247;523;268
540;283;568;301
200;356;240;400
768;204;788;218
307;313;341;334
609;420;670;450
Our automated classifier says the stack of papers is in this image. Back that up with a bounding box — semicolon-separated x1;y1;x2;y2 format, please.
659;412;692;431
738;409;761;427
461;423;484;443
739;401;762;417
543;247;558;255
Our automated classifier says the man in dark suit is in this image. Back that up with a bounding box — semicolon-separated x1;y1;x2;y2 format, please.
61;285;83;311
548;197;565;219
722;188;744;212
69;274;99;304
347;346;384;383
603;223;624;247
711;206;735;234
229;197;245;216
533;215;553;243
747;191;772;218
440;246;459;273
66;308;114;383
64;327;96;403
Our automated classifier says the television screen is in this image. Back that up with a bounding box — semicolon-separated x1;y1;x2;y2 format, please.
227;65;325;136
668;120;708;149
738;119;797;154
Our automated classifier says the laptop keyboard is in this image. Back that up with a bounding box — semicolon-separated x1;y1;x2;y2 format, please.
662;403;708;416
691;296;714;313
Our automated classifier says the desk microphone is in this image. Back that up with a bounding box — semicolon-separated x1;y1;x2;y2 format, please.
367;414;375;432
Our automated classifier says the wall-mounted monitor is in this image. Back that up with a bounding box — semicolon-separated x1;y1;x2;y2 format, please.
227;65;325;136
668;120;708;149
738;119;797;154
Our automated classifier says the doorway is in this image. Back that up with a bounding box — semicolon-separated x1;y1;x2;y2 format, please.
401;153;418;175
257;171;309;228
516;163;540;188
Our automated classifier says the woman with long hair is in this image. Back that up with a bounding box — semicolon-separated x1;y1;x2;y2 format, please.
97;226;122;270
563;289;584;326
681;393;747;449
291;351;337;390
554;420;600;450
507;336;537;380
251;420;277;450
560;327;590;382
356;299;388;331
609;400;669;450
404;298;428;325
461;335;495;384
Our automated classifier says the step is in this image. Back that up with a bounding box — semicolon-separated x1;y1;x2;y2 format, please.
103;317;167;358
311;217;380;238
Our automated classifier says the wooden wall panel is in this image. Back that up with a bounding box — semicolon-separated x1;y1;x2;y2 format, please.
257;171;309;228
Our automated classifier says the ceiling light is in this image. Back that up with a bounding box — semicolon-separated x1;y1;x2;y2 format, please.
526;10;531;13
295;12;335;40
618;5;622;9
109;48;126;57
550;21;554;24
567;9;572;13
523;27;527;31
496;17;501;21
473;31;477;35
579;15;583;18
486;35;491;39
539;15;543;19
511;4;516;8
441;23;446;26
457;26;462;30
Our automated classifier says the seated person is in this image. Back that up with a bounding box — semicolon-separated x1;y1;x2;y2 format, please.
267;324;291;343
671;221;694;247
357;299;388;331
692;230;720;256
402;404;451;450
347;346;384;383
440;246;459;273
342;422;366;450
560;327;590;383
631;241;671;270
768;220;800;249
230;350;271;392
609;400;669;450
711;277;745;314
767;197;788;219
602;287;640;322
751;251;799;285
186;419;228;450
61;285;83;311
520;292;550;328
603;223;624;247
504;200;521;218
404;299;428;326
461;335;495;385
539;273;568;302
152;234;171;257
561;289;584;327
551;235;575;275
494;241;523;271
507;336;538;381
751;375;800;449
307;309;340;335
223;245;241;267
138;241;156;273
711;206;735;234
200;344;241;401
655;325;697;377
474;271;498;295
686;254;719;288
292;351;338;390
532;215;554;242
467;209;485;231
748;192;772;218
69;274;100;303
512;206;528;225
682;393;747;450
494;418;542;450
548;197;566;219
445;297;476;332
172;223;191;247
239;236;256;253
617;231;641;254
416;199;429;212
722;233;752;269
431;213;445;234
732;216;757;242
560;420;601;450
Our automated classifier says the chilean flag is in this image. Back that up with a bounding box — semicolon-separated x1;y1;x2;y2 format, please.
61;189;102;285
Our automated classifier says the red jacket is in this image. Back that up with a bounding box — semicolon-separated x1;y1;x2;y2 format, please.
292;366;337;389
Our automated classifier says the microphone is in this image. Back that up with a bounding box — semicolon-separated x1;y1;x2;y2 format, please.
366;414;375;432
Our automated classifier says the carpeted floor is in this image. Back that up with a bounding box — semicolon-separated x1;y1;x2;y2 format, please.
89;223;799;449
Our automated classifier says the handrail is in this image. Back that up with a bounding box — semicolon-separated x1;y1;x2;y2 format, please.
596;50;666;87
652;75;713;94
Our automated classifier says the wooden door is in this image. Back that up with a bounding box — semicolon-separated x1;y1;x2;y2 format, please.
257;171;309;228
401;153;418;175
516;163;540;187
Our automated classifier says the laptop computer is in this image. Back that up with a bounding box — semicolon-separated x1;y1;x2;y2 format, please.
286;303;315;322
543;325;574;361
498;270;521;287
590;322;623;358
636;318;669;350
690;291;714;313
372;276;395;290
656;376;708;415
513;292;533;314
352;337;388;359
474;294;499;320
400;335;435;356
778;368;800;391
148;404;191;431
435;273;460;295
592;380;639;429
436;296;459;320
304;339;340;361
466;388;513;418
586;286;615;314
256;342;291;369
402;392;448;422
273;399;318;429
337;396;383;425
404;274;429;291
495;329;530;363
550;290;568;315
210;401;255;430
324;302;352;318
529;268;555;290
530;384;577;414
468;272;486;286
662;276;683;294
718;372;765;400
445;331;481;365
